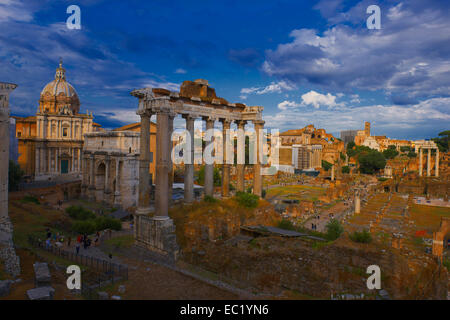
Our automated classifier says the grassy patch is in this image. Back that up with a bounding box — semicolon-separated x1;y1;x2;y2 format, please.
103;235;134;250
443;258;450;272
409;204;450;231
266;185;326;201
20;195;40;205
349;229;372;243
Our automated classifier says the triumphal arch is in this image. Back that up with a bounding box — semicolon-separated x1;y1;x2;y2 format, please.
131;79;264;259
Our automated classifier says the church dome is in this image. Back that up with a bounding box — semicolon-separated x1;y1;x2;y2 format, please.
39;60;80;115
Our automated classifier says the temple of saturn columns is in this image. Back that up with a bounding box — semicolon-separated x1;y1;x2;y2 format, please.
415;140;440;177
131;79;264;259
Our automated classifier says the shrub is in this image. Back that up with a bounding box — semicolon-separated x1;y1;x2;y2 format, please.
325;219;344;241
94;216;122;231
196;166;221;187
203;195;218;203
9;160;23;192
72;220;97;235
278;219;295;230
66;205;95;220
261;189;266;199
443;258;450;272
349;229;372;243
21;195;40;204
235;191;259;208
342;166;350;174
407;151;417;158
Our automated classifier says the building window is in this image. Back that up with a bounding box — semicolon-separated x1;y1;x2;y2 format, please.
63;127;68;137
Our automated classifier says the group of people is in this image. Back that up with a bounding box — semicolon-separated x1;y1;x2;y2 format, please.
74;232;100;254
44;229;65;249
42;228;102;254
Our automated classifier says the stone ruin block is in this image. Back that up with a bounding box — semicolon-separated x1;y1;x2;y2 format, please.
97;291;109;300
0;280;13;297
33;262;51;287
26;286;55;300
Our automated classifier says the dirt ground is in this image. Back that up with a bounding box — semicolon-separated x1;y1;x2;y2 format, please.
1;249;79;300
103;256;244;300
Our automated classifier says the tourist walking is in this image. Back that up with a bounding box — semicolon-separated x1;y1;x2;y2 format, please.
75;242;80;255
67;236;72;248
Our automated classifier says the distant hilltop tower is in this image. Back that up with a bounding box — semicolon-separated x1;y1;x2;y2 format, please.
365;121;371;137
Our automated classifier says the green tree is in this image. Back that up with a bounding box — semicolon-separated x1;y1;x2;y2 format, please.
382;145;399;159
432;130;449;152
358;150;386;174
400;146;412;153
407;151;417;158
196;165;221;187
342;165;350;174
8;160;23;192
322;160;332;171
325;219;344;241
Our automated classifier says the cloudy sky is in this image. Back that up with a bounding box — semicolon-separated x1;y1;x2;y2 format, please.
1;0;449;139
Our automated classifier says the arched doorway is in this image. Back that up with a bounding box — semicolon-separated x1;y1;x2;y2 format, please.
95;162;106;201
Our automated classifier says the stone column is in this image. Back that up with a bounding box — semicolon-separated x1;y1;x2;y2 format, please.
155;110;172;218
253;120;264;197
427;148;431;177
221;119;231;198
355;191;361;214
0;82;17;219
104;156;111;195
78;148;81;172
168;114;175;205
71;148;76;172
136;111;152;215
81;155;87;196
35;146;40;176
47;148;51;174
204;117;215;196
419;148;423;177
331;164;335;181
236;120;246;192
435;149;439;177
183;115;195;203
88;154;95;200
114;159;121;206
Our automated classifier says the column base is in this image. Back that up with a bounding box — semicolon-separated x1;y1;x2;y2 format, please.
113;192;121;207
135;215;179;261
135;207;152;215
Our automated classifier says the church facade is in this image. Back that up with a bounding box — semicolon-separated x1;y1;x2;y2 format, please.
15;61;101;181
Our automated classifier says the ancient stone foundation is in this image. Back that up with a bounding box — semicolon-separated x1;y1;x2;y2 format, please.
0;211;20;278
135;215;179;261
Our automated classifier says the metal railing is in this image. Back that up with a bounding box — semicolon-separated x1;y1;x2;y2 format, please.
28;236;128;281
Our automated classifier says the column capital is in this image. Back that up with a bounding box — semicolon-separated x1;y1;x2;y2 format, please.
220;118;232;128
202;116;218;123
236;120;247;128
137;109;153;118
182;113;198;121
253;120;265;128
